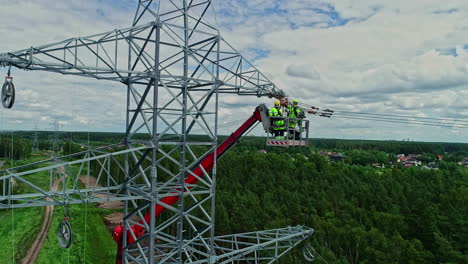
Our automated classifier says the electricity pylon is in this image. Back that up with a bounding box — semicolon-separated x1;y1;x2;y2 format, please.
0;1;313;263
32;125;39;153
50;121;61;154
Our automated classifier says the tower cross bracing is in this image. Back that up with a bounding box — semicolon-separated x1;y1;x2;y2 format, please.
0;1;313;263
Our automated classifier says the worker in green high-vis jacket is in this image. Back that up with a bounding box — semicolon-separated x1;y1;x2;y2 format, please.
269;100;285;139
287;99;304;140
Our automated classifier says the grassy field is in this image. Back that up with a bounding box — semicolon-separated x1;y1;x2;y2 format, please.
0;153;119;263
0;154;50;263
35;159;118;263
36;205;117;264
0;207;45;263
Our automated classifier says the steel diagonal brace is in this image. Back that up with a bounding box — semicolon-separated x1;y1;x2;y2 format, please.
126;78;156;134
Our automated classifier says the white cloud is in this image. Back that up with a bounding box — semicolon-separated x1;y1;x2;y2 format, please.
0;1;130;133
286;64;321;80
0;0;467;143
237;1;468;142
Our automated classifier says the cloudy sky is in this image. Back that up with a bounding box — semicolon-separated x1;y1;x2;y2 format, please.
0;0;467;143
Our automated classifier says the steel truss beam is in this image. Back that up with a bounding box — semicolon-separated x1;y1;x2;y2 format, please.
209;226;314;263
0;1;310;263
0;144;149;208
0;11;285;98
125;226;314;263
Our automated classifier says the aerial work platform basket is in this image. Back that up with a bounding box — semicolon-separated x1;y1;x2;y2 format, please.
265;119;310;147
258;104;310;147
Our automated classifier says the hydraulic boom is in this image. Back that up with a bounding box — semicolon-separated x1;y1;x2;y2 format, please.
113;104;267;263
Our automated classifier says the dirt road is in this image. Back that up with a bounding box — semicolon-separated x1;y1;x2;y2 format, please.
21;173;127;263
20;173;63;264
79;176;124;232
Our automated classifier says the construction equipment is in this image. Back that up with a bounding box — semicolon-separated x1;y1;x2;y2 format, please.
112;103;313;263
0;1;317;263
1;67;14;109
258;103;310;147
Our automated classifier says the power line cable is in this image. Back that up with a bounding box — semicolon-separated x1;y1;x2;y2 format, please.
294;102;468;129
333;110;468;123
331;115;468;129
297;102;468;123
332;112;468;127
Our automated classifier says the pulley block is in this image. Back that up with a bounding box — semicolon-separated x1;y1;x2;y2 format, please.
303;243;316;262
57;219;73;248
58;205;72;248
2;76;15;109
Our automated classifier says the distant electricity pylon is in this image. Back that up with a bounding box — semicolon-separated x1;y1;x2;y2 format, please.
32;124;39;153
49;120;61;154
0;1;313;263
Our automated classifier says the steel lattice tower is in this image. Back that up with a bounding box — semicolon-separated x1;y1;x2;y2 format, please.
32;125;39;153
0;1;313;263
50;121;61;154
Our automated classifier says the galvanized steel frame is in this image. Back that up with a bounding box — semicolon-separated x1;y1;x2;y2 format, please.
0;1;311;263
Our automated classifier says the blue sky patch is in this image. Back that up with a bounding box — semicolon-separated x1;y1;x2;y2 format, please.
250;48;270;61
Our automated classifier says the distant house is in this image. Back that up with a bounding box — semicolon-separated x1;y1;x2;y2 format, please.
437;155;444;161
397;156;411;163
463;158;468;167
396;154;421;168
257;149;267;154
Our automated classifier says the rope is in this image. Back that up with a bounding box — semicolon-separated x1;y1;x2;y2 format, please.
64;204;71;263
315;249;329;264
83;126;90;263
10;131;15;264
303;242;330;264
11;191;15;264
67;243;70;264
83;201;88;263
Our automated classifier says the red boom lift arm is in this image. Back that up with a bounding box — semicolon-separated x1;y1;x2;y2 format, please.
113;104;268;263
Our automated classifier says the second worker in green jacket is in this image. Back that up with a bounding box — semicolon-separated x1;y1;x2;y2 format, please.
286;99;303;140
269;100;285;139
